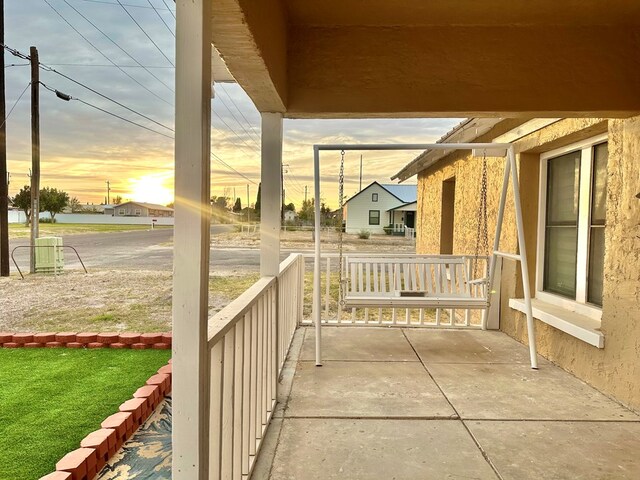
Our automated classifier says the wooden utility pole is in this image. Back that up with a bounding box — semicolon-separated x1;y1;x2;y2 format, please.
246;184;250;224
29;46;40;274
359;154;363;191
304;185;307;203
106;180;111;204
0;0;9;277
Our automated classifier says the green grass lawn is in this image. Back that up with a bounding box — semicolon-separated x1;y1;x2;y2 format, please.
0;348;171;479
8;223;172;239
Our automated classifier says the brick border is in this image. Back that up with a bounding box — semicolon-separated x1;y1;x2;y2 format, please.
38;359;173;480
0;332;171;350
1;332;173;479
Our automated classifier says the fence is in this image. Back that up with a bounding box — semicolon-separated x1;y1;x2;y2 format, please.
206;253;304;479
302;253;501;329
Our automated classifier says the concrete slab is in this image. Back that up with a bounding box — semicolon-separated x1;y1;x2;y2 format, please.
468;420;640;479
405;328;544;365
251;417;283;480
428;363;639;420
300;327;418;362
270;418;498;480
286;361;456;418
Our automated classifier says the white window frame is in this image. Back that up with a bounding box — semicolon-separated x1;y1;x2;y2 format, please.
535;133;607;322
118;209;125;216
134;208;142;216
372;193;378;202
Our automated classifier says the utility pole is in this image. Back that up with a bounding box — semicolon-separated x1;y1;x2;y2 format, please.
0;0;9;277
29;46;40;274
246;184;250;224
359;154;363;192
304;185;307;204
106;180;111;204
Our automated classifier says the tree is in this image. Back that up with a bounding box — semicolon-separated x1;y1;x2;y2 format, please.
298;198;314;223
284;202;295;212
233;197;242;212
69;197;82;213
12;185;32;224
40;187;69;222
254;183;261;212
211;196;229;209
112;195;123;205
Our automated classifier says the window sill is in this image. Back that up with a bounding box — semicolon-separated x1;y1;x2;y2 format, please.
509;298;605;348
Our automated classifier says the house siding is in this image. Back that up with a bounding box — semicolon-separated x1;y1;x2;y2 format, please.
416;116;640;411
345;184;403;234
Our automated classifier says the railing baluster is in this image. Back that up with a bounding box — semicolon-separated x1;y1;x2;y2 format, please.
209;339;224;479
233;321;244;480
221;329;235;479
242;313;252;475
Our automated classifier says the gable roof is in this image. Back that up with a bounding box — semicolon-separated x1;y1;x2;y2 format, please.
115;201;174;211
379;184;417;203
344;181;417;205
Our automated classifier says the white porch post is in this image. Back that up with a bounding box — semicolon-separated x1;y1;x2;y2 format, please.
173;0;212;478
260;113;283;276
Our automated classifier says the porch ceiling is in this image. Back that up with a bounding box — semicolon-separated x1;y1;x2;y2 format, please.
210;0;640;118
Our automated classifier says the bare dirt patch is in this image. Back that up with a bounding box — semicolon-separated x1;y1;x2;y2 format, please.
213;229;416;252
0;270;259;333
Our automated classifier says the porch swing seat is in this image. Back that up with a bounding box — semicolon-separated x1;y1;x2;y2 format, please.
342;255;490;309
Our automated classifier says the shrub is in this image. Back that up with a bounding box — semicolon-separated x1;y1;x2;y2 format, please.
383;226;393;235
40;217;57;224
358;229;370;239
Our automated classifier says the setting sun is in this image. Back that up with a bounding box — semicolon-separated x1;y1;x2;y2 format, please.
128;174;174;206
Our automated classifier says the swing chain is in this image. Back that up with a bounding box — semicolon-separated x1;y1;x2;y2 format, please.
473;149;490;280
338;150;346;307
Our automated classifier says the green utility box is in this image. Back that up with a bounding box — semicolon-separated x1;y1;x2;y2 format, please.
35;237;64;274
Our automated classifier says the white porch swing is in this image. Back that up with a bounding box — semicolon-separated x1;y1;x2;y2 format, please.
312;143;539;369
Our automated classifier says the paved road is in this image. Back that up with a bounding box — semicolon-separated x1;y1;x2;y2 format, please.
8;225;294;273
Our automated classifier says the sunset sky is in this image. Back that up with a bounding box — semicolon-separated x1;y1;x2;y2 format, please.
4;1;461;209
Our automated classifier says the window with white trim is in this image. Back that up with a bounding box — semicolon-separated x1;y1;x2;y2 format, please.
368;210;380;225
372;193;378;202
118;209;125;216
537;136;608;309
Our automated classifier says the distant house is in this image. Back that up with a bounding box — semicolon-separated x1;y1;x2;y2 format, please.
343;182;417;234
112;201;174;218
284;210;297;222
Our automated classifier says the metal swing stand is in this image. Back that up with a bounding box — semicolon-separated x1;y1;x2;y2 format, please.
312;143;538;369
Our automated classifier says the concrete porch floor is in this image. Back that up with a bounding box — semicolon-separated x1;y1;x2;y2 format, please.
253;327;640;480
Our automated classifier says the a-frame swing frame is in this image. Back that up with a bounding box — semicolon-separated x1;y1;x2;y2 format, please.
312;143;539;369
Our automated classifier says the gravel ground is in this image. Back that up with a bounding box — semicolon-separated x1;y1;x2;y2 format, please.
0;269;259;333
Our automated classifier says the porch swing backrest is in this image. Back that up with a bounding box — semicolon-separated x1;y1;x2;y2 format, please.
342;255;490;309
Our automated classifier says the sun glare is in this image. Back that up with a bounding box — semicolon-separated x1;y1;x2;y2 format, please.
129;174;174;206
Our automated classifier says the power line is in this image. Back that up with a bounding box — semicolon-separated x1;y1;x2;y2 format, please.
212;152;258;185
60;0;174;94
2;43;174;133
40;81;174;139
216;90;261;146
44;63;173;69
115;0;174;67
0;82;30;130
146;0;175;38
159;0;176;20
218;84;261;140
42;0;172;105
79;0;175;10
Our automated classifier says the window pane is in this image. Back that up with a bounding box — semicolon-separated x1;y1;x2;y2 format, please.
588;227;605;306
591;143;608;224
369;210;380;225
546;151;581;225
544;227;578;298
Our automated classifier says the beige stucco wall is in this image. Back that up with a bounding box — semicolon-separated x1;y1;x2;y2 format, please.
416;117;640;411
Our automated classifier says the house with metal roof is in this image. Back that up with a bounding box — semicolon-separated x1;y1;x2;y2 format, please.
343;181;417;234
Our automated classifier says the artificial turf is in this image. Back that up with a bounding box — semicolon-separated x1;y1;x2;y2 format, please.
0;348;171;480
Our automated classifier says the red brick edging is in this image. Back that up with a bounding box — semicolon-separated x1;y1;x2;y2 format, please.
39;359;173;480
0;332;171;350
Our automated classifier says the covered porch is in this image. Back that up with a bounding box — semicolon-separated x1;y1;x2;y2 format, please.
253;326;640;479
171;0;640;478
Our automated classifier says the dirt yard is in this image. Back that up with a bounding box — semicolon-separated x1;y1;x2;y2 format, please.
214;229;417;252
0;270;259;333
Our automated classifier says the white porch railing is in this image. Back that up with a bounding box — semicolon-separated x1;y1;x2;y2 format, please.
301;253;501;329
207;253;304;479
